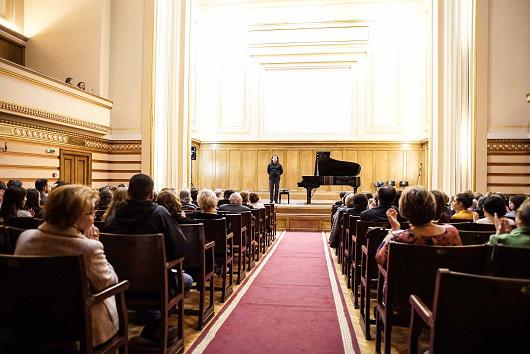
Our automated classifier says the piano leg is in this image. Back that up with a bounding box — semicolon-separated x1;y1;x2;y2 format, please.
306;188;312;205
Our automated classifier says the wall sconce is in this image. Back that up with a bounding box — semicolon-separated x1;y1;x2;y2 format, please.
0;140;7;152
399;181;409;188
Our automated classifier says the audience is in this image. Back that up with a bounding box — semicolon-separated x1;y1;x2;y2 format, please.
14;185;119;346
335;191;348;206
506;195;526;218
432;190;452;223
179;189;198;210
101;187;128;222
0;181;6;208
24;188;42;218
489;198;530;248
375;187;462;266
157;190;197;224
7;180;22;188
360;185;396;221
190;187;199;206
98;188;113;211
329;193;365;247
103;174;191;343
476;195;515;226
218;192;252;213
249;192;265;209
0;187;33;221
217;189;234;207
35;178;49;206
451;192;476;220
192;189;223;219
240;191;254;209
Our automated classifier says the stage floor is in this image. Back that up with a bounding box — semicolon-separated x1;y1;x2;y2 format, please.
274;200;334;232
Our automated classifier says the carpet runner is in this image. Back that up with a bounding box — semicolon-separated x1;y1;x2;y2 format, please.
188;231;360;354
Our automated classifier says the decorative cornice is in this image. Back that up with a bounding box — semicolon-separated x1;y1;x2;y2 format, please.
0;99;110;134
487;139;530;153
0;119;140;153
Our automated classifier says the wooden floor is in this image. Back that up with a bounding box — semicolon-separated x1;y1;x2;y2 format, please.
128;231;428;354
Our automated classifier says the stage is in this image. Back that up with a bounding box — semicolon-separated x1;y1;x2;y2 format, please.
273;200;335;232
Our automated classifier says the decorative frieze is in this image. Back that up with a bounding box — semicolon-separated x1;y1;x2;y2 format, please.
487;139;530;153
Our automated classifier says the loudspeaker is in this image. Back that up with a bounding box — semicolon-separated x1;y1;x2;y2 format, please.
190;146;197;160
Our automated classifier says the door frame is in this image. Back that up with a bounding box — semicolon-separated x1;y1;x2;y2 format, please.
59;149;93;186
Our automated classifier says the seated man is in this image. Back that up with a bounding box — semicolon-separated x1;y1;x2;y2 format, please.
179;188;198;210
218;192;252;213
360;185;396;222
489;198;530;248
217;189;234;207
103;174;191;342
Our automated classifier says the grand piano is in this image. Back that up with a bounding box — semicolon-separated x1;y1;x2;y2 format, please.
297;152;361;204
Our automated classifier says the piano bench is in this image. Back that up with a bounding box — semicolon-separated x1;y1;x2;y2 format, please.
279;189;290;204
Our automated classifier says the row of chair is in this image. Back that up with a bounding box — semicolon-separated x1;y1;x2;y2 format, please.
329;207;530;353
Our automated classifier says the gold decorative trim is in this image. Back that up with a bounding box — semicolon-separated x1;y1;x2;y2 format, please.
487;139;530;153
0;58;113;108
0;118;141;153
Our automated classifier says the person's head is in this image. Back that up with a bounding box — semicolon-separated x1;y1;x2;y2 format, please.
180;188;192;203
249;192;260;204
117;183;126;188
128;174;154;201
377;185;396;207
0;187;27;218
102;187;127;221
344;193;355;208
271;155;279;164
190;187;198;202
157;190;182;216
65;77;73;84
353;193;368;210
365;192;374;200
509;195;526;212
52;181;66;189
229;192;243;205
215;189;222;199
7;179;22;188
0;181;6;201
482;195;507;218
35;178;49;193
223;189;235;199
431;190;449;220
98;188;113;209
240;191;250;204
515;198;530;229
393;190;402;207
453;192;474;211
43;185;99;232
77;81;85;90
339;191;347;200
398;187;436;226
198;189;217;212
25;188;41;211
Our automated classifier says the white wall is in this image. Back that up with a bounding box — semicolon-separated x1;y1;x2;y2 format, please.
488;0;530;138
191;0;427;142
24;0;111;97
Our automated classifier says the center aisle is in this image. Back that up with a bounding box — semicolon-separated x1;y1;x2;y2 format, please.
188;231;360;354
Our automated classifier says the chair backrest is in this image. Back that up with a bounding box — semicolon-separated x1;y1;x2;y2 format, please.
488;244;530;279
365;227;389;278
0;254;90;346
100;233;166;294
240;211;253;244
0;226;25;254
193;218;229;255
220;213;244;245
451;222;496;232
448;218;472;224
458;230;493;245
430;269;530;353
180;223;206;269
386;242;490;311
2;217;42;229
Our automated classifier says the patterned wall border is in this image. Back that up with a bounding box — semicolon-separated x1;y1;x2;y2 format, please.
0;118;140;153
0;99;110;134
487;139;530;153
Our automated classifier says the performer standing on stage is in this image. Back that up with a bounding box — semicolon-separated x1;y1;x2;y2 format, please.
267;155;283;203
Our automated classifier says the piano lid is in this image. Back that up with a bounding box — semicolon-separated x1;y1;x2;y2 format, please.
314;151;361;177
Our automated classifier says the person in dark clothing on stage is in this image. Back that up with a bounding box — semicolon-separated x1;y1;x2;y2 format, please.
267;155;283;203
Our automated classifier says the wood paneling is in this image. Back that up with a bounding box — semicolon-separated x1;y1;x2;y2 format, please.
195;141;423;194
487;140;530;194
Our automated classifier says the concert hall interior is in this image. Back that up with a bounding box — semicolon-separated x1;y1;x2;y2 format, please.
0;0;529;353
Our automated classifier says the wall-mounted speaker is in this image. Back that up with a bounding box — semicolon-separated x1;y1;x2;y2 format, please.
191;146;197;160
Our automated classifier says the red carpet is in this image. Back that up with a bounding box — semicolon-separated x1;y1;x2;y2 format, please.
188;232;360;354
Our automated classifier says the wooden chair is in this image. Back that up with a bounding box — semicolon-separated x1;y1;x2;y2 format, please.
240;211;255;271
218;212;248;284
451;222;496;232
375;242;490;354
351;221;393;309
447;218;472;224
250;209;264;259
458;230;493;245
343;214;360;287
0;254;129;354
331;204;339;224
95;209;106;222
258;207;267;248
359;227;388;340
193;218;234;303
263;204;271;243
180;224;215;330
100;233;185;354
488;244;530;279
409;269;530;354
0;225;25;254
1;217;42;229
263;203;276;239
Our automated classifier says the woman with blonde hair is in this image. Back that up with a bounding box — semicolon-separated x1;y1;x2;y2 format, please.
15;184;119;346
192;188;223;219
376;187;462;266
157;190;196;224
102;186;128;222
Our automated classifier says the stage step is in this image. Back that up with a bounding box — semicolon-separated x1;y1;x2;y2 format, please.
275;203;333;232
